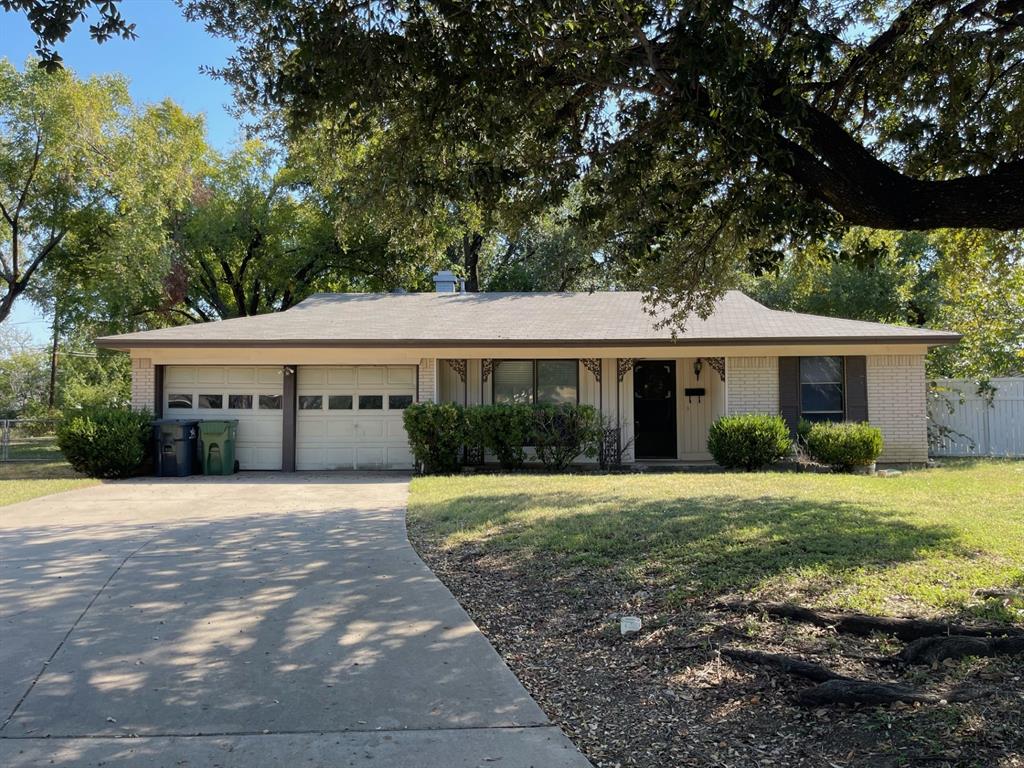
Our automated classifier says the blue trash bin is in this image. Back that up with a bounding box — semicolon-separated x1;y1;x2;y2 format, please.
152;419;198;477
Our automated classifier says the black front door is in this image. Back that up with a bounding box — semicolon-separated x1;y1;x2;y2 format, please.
633;361;677;459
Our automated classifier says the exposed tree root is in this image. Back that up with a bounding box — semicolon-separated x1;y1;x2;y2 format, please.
898;635;1024;665
974;588;1024;600
717;601;1024;641
719;647;847;683
795;679;985;707
722;646;989;707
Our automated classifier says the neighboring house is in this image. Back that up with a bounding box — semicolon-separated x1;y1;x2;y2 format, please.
96;272;960;470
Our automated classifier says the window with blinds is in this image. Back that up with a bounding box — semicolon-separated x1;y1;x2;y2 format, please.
493;360;578;405
799;356;844;422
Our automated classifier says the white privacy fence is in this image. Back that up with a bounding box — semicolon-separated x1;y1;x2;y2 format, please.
929;377;1024;457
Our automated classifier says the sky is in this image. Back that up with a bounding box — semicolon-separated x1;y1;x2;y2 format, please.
1;1;242;345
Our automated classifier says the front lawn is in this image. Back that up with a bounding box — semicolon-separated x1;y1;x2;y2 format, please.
0;461;99;507
409;460;1023;619
408;460;1024;768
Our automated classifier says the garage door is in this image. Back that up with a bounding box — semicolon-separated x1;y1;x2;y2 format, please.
296;366;415;470
164;366;284;470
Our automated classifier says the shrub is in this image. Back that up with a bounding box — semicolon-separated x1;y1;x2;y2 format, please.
805;421;884;472
468;403;534;469
532;403;602;471
18;401;61;436
707;413;792;470
56;406;152;478
402;402;467;474
796;418;813;443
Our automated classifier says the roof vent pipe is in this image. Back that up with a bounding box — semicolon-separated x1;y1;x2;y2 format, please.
433;270;459;293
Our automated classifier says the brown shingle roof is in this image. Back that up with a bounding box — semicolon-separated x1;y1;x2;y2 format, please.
96;291;961;348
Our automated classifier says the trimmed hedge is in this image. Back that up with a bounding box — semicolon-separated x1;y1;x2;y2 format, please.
707;413;792;471
404;402;604;473
402;402;467;474
56;406;152;478
468;403;534;470
804;421;884;472
532;403;602;471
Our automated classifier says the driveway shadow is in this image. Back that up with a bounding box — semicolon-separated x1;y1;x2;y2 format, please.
0;477;548;738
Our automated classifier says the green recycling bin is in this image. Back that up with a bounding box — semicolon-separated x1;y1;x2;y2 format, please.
198;420;239;475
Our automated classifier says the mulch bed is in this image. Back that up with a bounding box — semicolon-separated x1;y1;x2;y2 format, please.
410;540;1024;768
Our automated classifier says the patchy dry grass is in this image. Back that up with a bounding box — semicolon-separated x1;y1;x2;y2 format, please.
408;460;1024;768
409;460;1024;620
0;461;98;507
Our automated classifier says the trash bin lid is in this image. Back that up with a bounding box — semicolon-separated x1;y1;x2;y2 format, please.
198;419;238;435
153;419;199;438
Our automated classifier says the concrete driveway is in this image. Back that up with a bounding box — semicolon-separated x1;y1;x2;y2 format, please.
0;474;590;767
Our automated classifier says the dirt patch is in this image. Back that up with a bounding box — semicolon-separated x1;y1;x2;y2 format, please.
411;541;1024;768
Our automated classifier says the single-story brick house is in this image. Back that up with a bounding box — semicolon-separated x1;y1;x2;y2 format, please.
96;273;960;470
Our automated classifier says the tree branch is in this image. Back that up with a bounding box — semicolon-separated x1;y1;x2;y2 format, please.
770;96;1024;229
821;0;945;111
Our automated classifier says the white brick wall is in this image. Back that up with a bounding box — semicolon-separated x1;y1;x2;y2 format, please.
130;357;156;412
417;358;437;403
867;354;928;463
726;357;779;415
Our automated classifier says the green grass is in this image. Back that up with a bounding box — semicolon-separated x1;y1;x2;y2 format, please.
408;459;1024;620
6;434;63;461
0;461;99;506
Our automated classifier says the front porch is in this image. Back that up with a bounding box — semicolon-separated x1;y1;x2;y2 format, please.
433;357;728;464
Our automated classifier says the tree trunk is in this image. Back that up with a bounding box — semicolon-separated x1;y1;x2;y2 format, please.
0;284;18;325
463;232;483;292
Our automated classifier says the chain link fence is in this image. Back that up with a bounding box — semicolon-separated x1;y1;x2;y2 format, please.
0;419;62;462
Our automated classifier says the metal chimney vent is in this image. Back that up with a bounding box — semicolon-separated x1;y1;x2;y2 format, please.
432;270;459;293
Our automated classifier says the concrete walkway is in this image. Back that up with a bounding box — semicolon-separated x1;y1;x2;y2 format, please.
0;474;590;767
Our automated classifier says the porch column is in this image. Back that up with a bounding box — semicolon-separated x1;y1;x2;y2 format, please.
130;357;157;413
153;365;164;419
417;358;438;403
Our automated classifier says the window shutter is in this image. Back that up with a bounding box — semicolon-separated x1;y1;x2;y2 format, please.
844;355;868;422
779;356;800;435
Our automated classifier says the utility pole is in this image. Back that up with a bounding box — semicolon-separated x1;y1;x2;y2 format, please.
48;313;59;408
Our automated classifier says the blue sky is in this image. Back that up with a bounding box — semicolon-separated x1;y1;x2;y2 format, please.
1;1;241;344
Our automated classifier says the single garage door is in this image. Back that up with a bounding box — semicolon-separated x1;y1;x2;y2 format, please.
164;366;284;470
296;365;415;470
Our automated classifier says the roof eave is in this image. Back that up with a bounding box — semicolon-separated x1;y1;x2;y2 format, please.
94;333;962;350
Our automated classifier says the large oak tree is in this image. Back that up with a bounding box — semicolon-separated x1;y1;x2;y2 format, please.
176;0;1022;320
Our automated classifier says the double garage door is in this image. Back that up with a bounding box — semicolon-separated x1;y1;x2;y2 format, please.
164;365;416;471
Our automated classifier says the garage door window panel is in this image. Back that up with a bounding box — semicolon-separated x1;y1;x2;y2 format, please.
359;395;383;410
259;394;282;410
389;395;413;410
168;394;192;409
228;395;253;409
198;394;223;409
299;395;323;410
328;395;353;410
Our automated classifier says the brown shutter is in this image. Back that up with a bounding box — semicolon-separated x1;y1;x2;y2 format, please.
779;356;800;435
845;356;868;422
